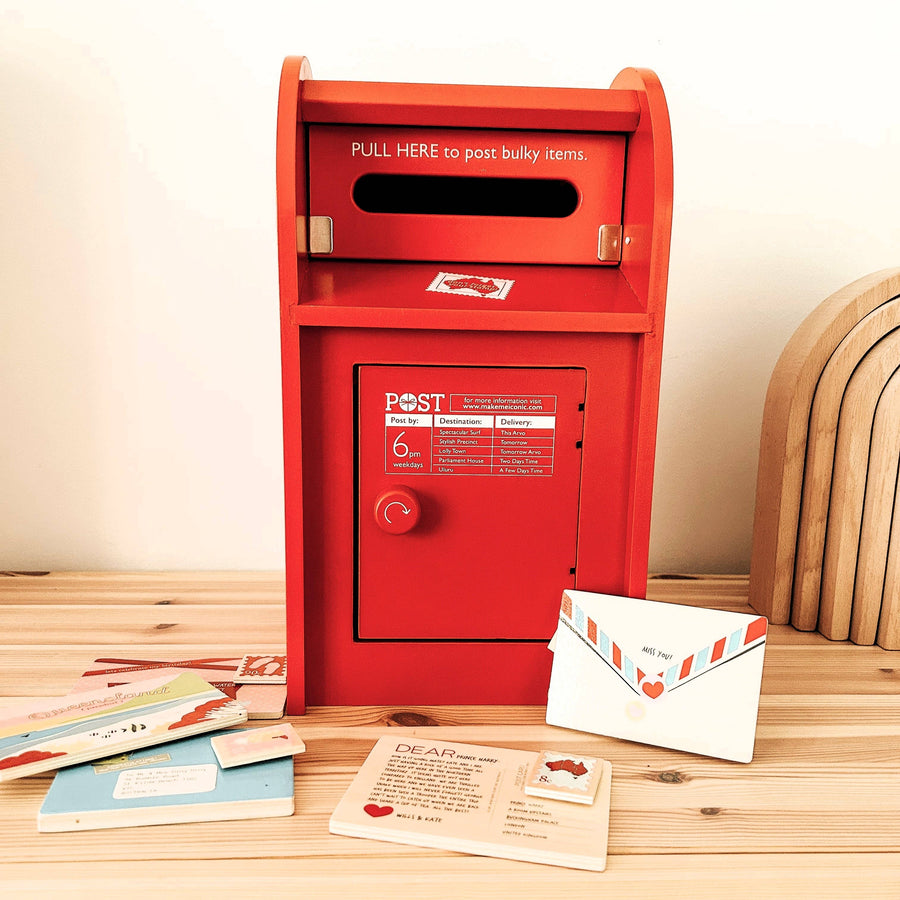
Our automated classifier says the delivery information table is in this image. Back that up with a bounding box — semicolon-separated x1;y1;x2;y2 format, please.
385;394;558;477
0;572;898;899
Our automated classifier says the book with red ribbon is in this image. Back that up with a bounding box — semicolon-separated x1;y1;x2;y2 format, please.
546;590;768;762
72;655;285;719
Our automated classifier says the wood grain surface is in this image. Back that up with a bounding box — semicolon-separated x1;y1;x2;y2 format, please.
749;267;900;624
1;572;898;899
818;333;900;639
879;501;900;649
852;368;900;644
792;305;900;632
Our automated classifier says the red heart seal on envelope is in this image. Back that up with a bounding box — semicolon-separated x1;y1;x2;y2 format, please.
641;680;665;699
364;804;394;818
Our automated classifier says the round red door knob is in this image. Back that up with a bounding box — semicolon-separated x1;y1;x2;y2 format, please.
374;486;421;535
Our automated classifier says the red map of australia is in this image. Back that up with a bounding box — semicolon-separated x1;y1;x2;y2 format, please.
545;758;588;777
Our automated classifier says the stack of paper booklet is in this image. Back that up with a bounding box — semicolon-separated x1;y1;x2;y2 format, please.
0;669;300;832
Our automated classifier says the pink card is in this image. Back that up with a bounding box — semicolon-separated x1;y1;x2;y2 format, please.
210;724;305;769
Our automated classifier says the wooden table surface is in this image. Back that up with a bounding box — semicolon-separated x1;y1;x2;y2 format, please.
0;572;898;898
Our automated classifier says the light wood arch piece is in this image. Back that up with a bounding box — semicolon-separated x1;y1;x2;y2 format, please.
792;320;900;631
816;338;900;639
850;369;900;644
750;268;900;623
878;479;900;649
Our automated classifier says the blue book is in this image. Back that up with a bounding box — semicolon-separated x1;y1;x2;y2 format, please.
38;730;294;832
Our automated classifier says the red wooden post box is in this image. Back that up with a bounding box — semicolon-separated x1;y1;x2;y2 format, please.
276;58;673;712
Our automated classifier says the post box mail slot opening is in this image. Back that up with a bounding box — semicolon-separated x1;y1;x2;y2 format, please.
308;125;626;265
352;174;580;218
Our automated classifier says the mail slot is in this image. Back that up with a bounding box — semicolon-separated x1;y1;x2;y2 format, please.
308;125;626;264
276;57;673;711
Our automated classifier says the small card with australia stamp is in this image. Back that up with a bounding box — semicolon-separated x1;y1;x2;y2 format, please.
523;750;605;804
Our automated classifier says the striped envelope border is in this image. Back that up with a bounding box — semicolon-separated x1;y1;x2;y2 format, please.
559;593;768;702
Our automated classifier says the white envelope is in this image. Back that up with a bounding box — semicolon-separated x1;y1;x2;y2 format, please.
545;590;768;763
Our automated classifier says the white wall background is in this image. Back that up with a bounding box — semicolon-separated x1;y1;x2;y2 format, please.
1;0;898;572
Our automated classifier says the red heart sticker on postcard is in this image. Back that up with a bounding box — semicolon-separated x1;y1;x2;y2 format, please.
641;680;665;699
364;804;394;818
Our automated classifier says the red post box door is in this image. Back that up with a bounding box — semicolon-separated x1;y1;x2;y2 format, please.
357;365;586;640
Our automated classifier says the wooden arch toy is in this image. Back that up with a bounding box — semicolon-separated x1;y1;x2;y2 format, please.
853;368;900;643
749;268;900;647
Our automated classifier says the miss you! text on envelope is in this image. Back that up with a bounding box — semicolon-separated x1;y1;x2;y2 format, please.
545;590;768;763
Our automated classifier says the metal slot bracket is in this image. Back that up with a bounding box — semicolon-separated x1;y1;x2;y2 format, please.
309;216;334;255
598;224;622;262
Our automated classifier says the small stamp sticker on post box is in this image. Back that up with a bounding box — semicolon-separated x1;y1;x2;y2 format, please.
426;272;514;300
235;654;287;684
524;750;606;805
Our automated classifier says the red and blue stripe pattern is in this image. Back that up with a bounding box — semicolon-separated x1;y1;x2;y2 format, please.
558;594;768;701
